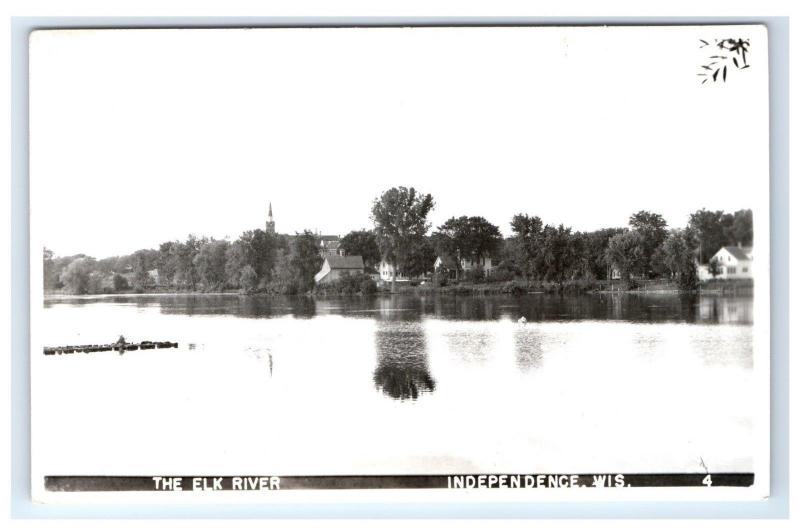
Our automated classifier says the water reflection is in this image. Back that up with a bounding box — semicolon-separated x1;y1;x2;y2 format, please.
513;328;544;372
40;290;755;475
696;296;753;325
431;297;500;321
444;326;496;363
43;293;753;325
373;320;435;401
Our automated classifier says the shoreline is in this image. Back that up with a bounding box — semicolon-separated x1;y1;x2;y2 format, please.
44;279;753;301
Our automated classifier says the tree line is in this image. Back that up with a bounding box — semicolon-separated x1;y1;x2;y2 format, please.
44;231;325;295
497;208;751;289
364;187;752;290
43;186;752;295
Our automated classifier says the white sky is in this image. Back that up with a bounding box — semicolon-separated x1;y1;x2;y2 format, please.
29;26;768;258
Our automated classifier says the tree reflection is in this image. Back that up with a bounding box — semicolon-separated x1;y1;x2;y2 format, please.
373;321;436;401
695;295;752;325
45;292;753;325
444;328;494;363
513;328;544;372
428;296;500;320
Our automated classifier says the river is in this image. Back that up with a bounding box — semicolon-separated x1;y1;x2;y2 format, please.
33;293;754;476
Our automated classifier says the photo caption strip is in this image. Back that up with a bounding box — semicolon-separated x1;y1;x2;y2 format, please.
45;474;755;491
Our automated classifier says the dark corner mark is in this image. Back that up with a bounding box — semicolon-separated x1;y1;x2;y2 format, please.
698;38;751;84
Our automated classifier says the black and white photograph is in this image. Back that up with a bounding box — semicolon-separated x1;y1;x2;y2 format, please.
28;25;770;502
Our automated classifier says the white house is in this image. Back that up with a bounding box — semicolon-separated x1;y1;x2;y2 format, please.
377;259;424;283
433;255;460;280
698;245;753;281
433;254;495;280
314;255;365;284
460;255;494;273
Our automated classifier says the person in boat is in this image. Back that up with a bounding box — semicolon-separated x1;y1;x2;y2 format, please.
115;335;126;354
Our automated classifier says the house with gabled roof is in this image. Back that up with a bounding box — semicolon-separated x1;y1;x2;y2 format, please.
698;245;753;280
377;258;433;283
433;254;460;280
433;253;495;281
314;255;365;284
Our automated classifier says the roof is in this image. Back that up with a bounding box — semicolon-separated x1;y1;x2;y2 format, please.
322;240;341;250
722;246;753;261
325;255;364;269
435;254;460;270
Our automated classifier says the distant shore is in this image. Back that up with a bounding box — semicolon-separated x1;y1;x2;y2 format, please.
44;278;753;300
391;278;753;296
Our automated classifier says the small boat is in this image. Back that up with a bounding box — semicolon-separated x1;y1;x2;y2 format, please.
44;339;178;355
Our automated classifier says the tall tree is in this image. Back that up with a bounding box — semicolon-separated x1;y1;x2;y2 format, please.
42;247;57;290
290;231;323;293
132;249;154;291
676;230;700;290
371;187;435;290
61;257;97;295
580;228;625;280
509;214;543;279
224;229;280;286
270;248;297;294
249;229;280;282
193;239;230;290
239;265;259;293
224;239;250;288
403;237;437;278
730;209;753;246
174;235;204;289
654;229;690;278
340;230;381;268
629;210;668;277
688;209;728;263
113;273;129;292
539;224;575;284
569;232;592;280
95;256;119;275
156;241;179;287
605;230;645;284
433;216;502;266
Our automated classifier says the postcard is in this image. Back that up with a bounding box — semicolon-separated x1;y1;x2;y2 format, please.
29;25;770;503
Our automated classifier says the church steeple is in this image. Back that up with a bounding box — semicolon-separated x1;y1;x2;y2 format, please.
266;202;275;234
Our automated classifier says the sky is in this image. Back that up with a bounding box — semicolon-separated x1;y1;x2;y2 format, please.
29;26;768;258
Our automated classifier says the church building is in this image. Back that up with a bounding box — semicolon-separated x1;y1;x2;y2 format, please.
265;202;276;234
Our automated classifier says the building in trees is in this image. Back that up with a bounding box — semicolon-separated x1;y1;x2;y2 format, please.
432;254;494;281
317;235;345;257
265;202;276;234
314;255;365;284
433;254;460;281
377;259;421;283
697;245;753;280
371;186;435;289
431;215;501;280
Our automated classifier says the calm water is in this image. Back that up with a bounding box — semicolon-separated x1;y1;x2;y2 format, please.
34;293;754;476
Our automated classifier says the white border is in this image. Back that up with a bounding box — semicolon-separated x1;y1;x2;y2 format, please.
26;23;772;506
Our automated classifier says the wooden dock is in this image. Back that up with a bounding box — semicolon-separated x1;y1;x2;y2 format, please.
43;341;178;355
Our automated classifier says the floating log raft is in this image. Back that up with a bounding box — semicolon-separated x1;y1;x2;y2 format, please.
43;341;178;355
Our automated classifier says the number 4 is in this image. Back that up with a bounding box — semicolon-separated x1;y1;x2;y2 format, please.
703;474;713;487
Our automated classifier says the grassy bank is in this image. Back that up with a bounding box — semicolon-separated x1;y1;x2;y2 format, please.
46;277;754;299
387;277;754;296
697;278;753;295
